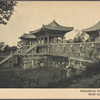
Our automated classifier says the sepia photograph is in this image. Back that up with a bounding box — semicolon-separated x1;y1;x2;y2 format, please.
0;1;100;89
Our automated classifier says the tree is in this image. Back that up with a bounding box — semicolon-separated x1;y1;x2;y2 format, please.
0;1;17;25
0;42;5;50
74;29;88;43
3;44;10;53
10;46;17;52
0;42;5;53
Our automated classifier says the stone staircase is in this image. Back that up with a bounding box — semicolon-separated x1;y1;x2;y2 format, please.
26;44;38;54
0;44;38;67
0;55;12;66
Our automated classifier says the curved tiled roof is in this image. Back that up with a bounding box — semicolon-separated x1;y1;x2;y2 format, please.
82;21;100;33
30;20;74;35
19;33;36;39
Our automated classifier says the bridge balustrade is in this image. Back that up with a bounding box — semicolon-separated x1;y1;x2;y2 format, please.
49;42;100;59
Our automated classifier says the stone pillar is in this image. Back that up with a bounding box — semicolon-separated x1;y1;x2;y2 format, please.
68;58;70;67
48;46;49;53
11;56;13;68
32;60;34;68
73;59;75;68
80;44;82;56
80;61;82;66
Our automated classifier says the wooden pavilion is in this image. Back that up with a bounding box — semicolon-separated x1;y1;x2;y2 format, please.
30;19;74;44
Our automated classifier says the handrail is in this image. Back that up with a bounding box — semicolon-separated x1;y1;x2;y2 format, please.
49;42;100;46
26;44;38;54
0;55;12;65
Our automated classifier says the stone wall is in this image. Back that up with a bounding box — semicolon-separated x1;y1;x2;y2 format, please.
49;42;100;59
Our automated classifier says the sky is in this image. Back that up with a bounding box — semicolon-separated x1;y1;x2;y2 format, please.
1;1;100;46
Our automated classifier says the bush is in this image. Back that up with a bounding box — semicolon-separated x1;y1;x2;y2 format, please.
77;60;100;79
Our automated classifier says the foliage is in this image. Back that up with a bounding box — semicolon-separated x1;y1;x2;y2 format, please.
0;42;5;52
17;41;23;48
82;61;100;77
3;44;17;53
3;44;10;53
74;29;88;43
0;1;17;25
0;61;100;88
10;46;17;52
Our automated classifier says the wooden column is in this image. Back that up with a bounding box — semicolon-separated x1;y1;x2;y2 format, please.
35;47;37;53
43;37;45;43
98;30;100;37
47;36;49;44
57;37;58;44
41;37;43;44
21;46;23;53
38;38;39;44
40;38;41;44
36;38;38;44
55;36;57;43
62;37;63;43
38;38;40;44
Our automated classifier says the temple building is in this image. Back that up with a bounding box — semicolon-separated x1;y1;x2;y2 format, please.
82;21;100;42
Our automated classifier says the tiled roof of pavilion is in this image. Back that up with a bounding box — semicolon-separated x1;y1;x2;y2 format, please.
82;21;100;33
19;33;36;39
30;20;74;35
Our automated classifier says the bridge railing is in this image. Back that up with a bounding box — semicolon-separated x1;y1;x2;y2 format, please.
49;42;100;59
16;41;100;60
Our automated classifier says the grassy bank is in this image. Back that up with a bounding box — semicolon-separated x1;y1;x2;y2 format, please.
0;60;100;88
